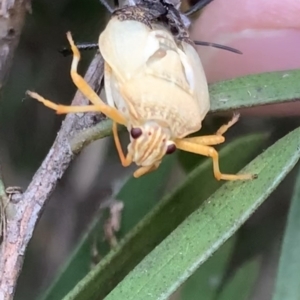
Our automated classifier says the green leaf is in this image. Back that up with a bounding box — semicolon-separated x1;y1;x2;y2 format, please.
39;156;175;300
180;236;237;300
215;257;261;300
63;132;267;300
104;127;300;300
272;164;300;300
69;69;300;150
209;69;300;113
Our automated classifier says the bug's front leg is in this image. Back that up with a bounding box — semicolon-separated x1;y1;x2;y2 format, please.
183;113;240;145
175;114;257;181
133;164;160;178
27;32;126;126
112;122;159;178
176;140;256;181
112;122;132;167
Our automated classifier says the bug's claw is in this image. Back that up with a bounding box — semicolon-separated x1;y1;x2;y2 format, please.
66;31;73;43
26;90;59;111
231;112;240;124
216;113;240;136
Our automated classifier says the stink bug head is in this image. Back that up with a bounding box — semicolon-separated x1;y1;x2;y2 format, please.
127;121;176;167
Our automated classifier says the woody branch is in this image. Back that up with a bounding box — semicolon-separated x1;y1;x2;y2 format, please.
0;44;107;300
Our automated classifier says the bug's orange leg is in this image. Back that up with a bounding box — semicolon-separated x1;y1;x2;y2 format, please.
27;87;125;125
112;122;132;167
176;113;257;180
112;122;160;178
216;113;240;136
184;113;240;145
183;135;225;146
176;140;256;181
175;139;256;181
26;91;106;114
133;163;160;178
27;32;126;125
66;31;127;125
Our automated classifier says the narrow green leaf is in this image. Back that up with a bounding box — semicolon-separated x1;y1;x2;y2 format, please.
215;257;261;300
209;69;300;112
272;164;300;300
39;156;174;300
104;127;300;300
69;69;300;149
180;236;236;300
63;133;267;300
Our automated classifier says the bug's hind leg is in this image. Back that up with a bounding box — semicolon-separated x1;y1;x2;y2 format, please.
27;32;126;126
26;90;125;125
66;31;126;124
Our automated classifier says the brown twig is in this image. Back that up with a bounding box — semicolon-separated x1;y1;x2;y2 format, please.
0;165;9;249
0;49;106;299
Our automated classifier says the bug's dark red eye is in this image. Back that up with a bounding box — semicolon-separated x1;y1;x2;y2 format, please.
130;128;142;139
166;143;176;155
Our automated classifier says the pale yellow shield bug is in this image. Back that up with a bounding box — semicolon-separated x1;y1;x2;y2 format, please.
26;2;256;181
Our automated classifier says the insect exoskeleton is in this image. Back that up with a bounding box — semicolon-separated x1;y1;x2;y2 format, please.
99;16;209;171
26;13;256;181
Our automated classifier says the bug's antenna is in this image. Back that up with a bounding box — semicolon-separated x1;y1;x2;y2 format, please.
59;43;99;57
184;0;214;16
59;0;242;57
59;41;242;57
99;0;114;13
194;40;242;54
